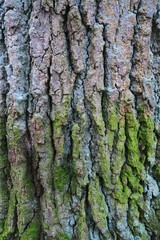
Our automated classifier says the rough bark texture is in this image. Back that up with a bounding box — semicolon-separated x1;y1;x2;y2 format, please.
0;0;160;239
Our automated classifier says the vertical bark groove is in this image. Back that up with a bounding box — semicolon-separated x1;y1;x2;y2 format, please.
0;0;159;239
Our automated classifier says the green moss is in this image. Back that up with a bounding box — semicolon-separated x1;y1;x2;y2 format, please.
111;117;126;177
113;109;145;204
54;165;69;191
108;106;118;131
107;130;114;149
0;118;8;166
153;163;160;179
116;117;126;150
108;117;127;201
7;118;22;149
93;115;105;135
138;106;155;162
146;211;160;238
88;177;110;238
106;105;118;150
139;119;154;156
10;165;36;235
153;196;160;210
98;137;112;189
20;218;40;240
51;97;71;167
53;113;65;139
124;107;152;238
125;109;146;182
71;122;89;186
87;111;111;189
52;96;70;139
0;153;8;167
125;111;140;167
55;232;71;240
0;117;9;233
77;197;89;240
121;165;143;193
72;124;81;159
1;190;16;239
0;118;6;135
70;177;78;195
113;178;131;204
128;200;139;226
7;172;36;237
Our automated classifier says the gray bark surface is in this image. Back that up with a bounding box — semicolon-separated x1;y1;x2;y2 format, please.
0;0;160;239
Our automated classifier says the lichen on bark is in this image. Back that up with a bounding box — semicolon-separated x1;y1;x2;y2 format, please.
0;0;159;239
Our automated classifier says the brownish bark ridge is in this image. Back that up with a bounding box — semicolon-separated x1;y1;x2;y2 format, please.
0;0;160;239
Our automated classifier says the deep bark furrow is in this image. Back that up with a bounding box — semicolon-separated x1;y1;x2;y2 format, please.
1;1;39;239
0;0;159;239
0;1;10;235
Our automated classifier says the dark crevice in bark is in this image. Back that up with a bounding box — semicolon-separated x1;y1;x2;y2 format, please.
47;12;56;195
127;7;150;232
35;155;45;199
65;124;74;197
79;0;93;32
0;1;159;239
101;25;108;136
110;114;120;163
0;1;12;234
68;79;79;189
126;200;134;237
24;4;43;238
150;9;160;239
115;0;122;43
21;214;35;237
129;0;142;114
85;181;107;240
85;184;93;239
87;117;94;178
95;0;100;23
151;5;160;127
81;34;93;182
13;195;19;239
63;5;73;72
53;0;55;9
68;0;93;189
98;174;112;237
26;0;38;205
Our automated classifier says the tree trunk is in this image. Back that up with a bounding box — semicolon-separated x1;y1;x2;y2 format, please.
0;0;160;239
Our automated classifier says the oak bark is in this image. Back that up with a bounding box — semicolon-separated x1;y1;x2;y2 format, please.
0;0;160;239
